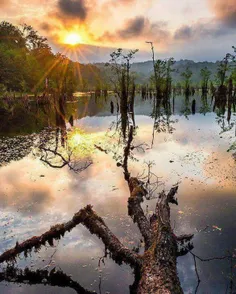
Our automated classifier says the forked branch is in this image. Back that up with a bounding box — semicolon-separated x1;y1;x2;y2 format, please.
0;205;141;268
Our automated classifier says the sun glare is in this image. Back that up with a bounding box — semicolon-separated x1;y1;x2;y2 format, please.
71;133;82;145
68;128;104;158
64;33;82;46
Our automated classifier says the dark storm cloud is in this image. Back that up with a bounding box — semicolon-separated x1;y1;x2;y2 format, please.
57;0;88;20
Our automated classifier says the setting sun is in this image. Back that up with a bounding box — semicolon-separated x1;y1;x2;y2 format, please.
64;32;82;46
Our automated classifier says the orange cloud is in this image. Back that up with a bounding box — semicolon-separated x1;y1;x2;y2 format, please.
208;0;236;27
0;0;8;7
97;16;170;50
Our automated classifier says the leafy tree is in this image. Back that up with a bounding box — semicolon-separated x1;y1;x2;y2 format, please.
107;48;138;137
181;67;192;93
165;57;175;95
200;67;211;91
216;53;231;87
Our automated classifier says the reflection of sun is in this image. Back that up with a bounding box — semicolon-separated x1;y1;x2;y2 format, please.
68;128;106;158
71;133;82;145
64;33;82;46
68;128;93;157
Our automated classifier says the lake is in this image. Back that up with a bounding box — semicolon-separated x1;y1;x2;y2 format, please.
0;93;235;294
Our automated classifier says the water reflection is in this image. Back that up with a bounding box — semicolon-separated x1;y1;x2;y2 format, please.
0;93;235;293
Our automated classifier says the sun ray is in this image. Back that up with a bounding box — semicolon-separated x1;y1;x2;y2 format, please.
64;32;82;46
32;47;70;93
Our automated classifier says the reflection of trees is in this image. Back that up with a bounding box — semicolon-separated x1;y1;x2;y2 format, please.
1;95;236;293
0;97;80;166
180;93;191;118
0;113;195;294
199;94;211;115
39;147;92;172
37;99;92;172
151;97;177;147
214;94;235;134
214;94;236;158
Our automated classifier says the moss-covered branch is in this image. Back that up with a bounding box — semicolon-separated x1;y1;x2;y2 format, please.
0;205;141;268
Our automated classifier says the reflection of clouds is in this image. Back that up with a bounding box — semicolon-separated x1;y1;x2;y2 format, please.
173;186;236;294
0;159;55;214
203;150;236;189
132;113;235;188
178;254;196;294
1;110;236;293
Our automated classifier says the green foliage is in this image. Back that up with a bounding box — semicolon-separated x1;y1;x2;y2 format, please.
149;58;175;94
108;48;138;95
107;48;138;137
200;67;211;89
215;53;231;86
229;46;236;86
0;21;106;96
181;67;192;90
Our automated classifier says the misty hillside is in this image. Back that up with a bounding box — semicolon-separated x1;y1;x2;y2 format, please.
94;59;224;86
130;60;220;85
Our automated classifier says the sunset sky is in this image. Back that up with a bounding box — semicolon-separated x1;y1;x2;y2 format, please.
1;0;235;62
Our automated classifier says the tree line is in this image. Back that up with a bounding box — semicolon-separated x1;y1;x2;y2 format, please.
0;21;106;97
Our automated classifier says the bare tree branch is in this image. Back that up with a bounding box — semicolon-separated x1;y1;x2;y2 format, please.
0;266;95;294
128;178;152;249
0;205;141;268
39;147;92;173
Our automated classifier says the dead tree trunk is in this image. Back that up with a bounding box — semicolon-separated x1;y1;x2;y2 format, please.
124;126;193;293
0;183;192;293
0;130;193;293
127;177;192;293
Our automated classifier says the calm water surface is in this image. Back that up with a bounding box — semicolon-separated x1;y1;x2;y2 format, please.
0;94;235;294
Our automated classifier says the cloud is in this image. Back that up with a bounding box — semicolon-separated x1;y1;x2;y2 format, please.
98;16;170;49
208;0;236;28
118;16;145;39
40;22;52;32
57;0;88;20
174;21;232;41
174;25;193;40
0;0;9;7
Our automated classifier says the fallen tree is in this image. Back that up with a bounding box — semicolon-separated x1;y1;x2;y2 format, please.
0;127;194;293
0;266;95;294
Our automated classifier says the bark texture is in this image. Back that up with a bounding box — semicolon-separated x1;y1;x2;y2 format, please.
0;129;194;293
136;188;183;294
0;205;140;268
